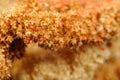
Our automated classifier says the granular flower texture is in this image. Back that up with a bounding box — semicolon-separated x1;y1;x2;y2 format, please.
0;0;120;50
0;0;120;79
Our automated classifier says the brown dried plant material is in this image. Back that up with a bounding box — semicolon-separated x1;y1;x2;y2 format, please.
0;0;120;80
0;0;120;50
0;50;12;79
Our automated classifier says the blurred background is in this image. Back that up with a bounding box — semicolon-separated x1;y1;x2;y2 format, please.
0;0;16;12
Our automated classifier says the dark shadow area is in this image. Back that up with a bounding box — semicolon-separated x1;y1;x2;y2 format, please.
9;38;26;59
